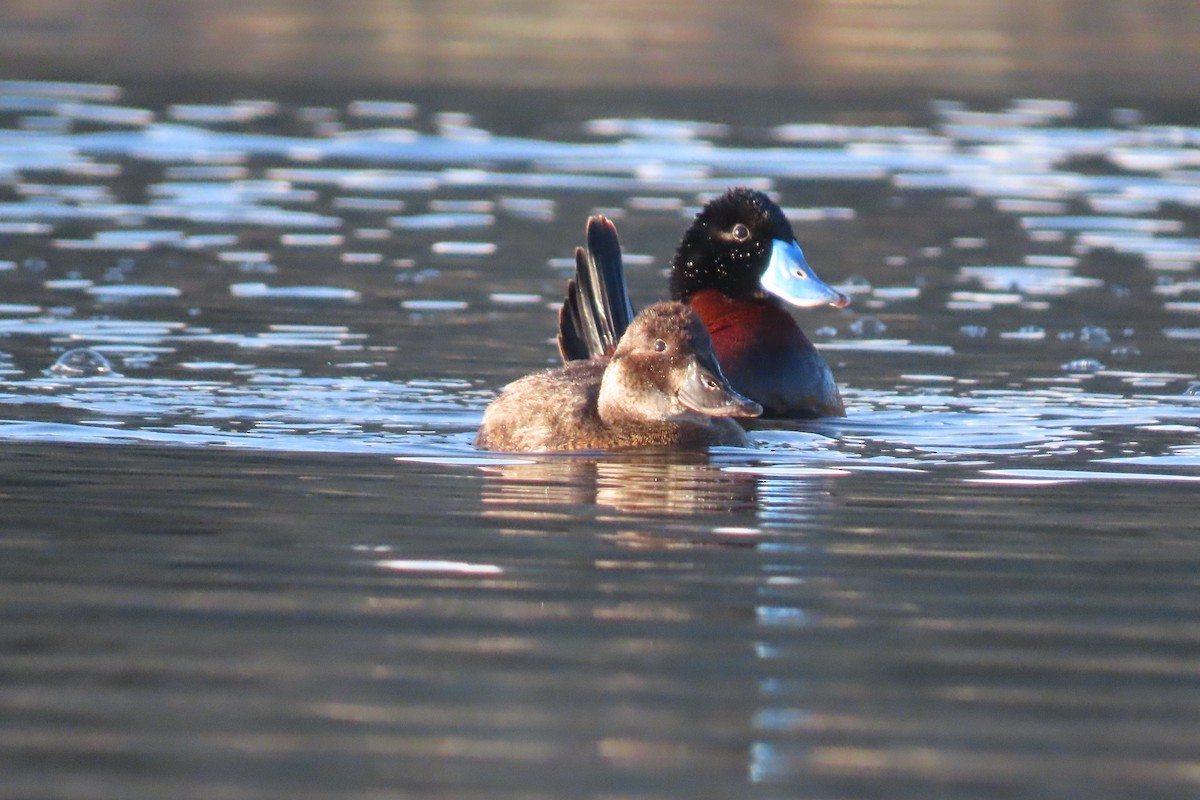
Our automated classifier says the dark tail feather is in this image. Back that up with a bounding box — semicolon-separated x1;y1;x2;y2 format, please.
556;216;636;361
556;275;592;361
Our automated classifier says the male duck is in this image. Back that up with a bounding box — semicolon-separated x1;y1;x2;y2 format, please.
559;188;848;419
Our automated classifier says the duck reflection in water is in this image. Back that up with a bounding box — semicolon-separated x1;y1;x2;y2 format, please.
479;452;829;786
480;456;761;518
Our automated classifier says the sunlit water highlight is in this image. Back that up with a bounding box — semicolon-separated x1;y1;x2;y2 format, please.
0;86;1197;479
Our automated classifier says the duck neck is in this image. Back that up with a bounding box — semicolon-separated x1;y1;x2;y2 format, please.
689;290;808;347
670;253;763;303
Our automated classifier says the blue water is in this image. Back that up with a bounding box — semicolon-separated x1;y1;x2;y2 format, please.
1;81;1200;799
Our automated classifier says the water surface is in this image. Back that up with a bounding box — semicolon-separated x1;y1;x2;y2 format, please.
1;81;1199;799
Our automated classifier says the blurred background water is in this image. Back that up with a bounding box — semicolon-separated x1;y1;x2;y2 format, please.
3;0;1200;99
2;4;1200;800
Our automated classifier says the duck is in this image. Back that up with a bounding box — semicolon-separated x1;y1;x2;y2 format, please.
559;187;849;419
475;301;761;452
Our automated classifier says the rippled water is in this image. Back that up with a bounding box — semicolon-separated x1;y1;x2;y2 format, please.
2;80;1199;798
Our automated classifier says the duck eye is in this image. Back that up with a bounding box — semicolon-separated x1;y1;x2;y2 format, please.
731;223;751;242
653;338;667;353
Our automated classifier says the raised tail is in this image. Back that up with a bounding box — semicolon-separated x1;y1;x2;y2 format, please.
556;215;636;361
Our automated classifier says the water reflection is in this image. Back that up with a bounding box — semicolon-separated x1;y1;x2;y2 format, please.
479;450;845;790
481;456;761;517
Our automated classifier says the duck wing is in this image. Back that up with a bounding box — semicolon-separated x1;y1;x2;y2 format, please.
557;216;636;361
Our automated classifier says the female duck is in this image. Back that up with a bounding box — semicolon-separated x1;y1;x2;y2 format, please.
559;188;849;419
476;302;760;452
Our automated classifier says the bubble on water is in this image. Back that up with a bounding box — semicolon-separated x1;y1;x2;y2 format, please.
1185;384;1200;396
959;325;988;338
813;326;838;338
48;348;118;377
